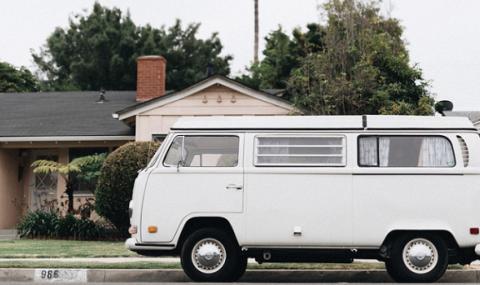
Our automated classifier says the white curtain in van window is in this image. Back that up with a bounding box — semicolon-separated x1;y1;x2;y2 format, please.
418;137;455;167
359;137;377;166
256;136;344;165
378;138;390;166
257;137;288;154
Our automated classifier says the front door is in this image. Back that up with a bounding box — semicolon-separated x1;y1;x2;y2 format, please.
30;152;59;211
141;134;244;243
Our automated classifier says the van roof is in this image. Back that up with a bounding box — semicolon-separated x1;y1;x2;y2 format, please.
171;115;476;131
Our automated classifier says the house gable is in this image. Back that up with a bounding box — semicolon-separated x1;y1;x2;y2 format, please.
141;85;291;116
114;75;294;121
124;76;295;141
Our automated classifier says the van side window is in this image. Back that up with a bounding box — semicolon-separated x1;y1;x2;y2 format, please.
358;136;455;167
164;136;239;167
254;135;346;166
457;135;469;167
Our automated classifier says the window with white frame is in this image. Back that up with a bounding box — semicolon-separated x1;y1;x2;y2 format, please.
358;136;455;167
254;135;346;166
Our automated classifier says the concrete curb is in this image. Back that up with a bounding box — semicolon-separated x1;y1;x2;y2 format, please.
0;268;479;282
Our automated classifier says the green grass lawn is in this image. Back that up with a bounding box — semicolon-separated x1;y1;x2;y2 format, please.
0;261;177;269
0;261;386;270
0;239;137;258
0;261;465;270
0;239;466;270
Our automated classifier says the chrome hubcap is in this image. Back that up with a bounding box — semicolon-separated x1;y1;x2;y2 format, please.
191;238;226;274
402;238;438;274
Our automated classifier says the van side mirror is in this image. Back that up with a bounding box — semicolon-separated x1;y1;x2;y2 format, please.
176;159;185;172
177;136;186;172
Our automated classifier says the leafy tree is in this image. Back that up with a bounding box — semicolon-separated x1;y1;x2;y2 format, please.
74;153;107;188
33;3;232;91
250;27;295;90
95;142;159;236
237;24;326;90
289;0;433;115
31;153;106;213
0;61;39;92
138;21;232;90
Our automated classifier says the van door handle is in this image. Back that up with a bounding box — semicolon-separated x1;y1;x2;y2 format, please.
225;184;243;191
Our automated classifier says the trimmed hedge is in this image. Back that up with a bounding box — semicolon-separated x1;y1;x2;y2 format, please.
95;142;159;236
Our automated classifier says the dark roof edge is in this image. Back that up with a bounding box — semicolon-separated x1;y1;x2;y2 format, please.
0;90;136;95
0;135;135;142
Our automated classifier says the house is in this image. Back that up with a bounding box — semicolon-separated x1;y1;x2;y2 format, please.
445;111;480;130
0;55;294;233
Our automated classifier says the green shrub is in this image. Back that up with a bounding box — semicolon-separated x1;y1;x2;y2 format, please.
95;142;159;236
17;210;117;240
55;213;78;238
75;218;115;240
17;210;59;238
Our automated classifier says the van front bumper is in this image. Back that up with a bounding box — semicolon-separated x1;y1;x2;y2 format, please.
475;244;480;256
125;237;139;250
125;237;176;253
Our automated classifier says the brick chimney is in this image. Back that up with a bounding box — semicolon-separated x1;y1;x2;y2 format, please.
136;55;167;102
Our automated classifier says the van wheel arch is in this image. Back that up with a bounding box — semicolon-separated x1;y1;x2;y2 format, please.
177;217;239;251
381;230;459;260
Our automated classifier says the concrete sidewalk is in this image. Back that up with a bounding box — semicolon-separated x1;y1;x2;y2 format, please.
0;257;478;282
0;268;479;283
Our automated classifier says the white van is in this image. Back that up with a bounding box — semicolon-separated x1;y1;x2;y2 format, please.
126;115;480;282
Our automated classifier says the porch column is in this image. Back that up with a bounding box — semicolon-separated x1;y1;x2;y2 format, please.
0;149;23;229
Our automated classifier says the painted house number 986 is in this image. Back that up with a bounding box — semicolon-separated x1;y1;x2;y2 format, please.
34;268;87;282
41;270;60;279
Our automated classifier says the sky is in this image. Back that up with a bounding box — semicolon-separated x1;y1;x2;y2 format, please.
0;0;479;110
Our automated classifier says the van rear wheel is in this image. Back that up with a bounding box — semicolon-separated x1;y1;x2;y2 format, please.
180;228;245;282
385;234;448;282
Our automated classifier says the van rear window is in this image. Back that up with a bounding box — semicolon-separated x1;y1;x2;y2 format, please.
358;136;455;167
254;135;346;166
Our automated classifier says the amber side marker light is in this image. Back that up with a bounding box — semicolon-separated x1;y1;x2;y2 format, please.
148;226;158;233
470;227;479;235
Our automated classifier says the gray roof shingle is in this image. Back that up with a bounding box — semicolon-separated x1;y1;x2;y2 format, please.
0;91;136;138
445;111;480;125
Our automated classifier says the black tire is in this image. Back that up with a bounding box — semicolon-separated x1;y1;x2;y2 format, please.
385;234;448;283
180;227;245;282
229;255;248;281
385;259;399;281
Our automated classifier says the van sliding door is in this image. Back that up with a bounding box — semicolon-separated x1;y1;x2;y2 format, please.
243;133;353;246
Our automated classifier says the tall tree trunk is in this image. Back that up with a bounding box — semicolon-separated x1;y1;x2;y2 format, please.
65;180;74;214
254;0;259;64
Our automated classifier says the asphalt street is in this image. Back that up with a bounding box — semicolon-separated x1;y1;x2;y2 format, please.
0;283;472;285
2;268;478;283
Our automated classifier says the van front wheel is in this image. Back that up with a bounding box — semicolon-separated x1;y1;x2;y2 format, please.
181;228;245;282
385;234;448;282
